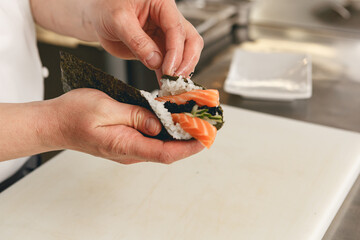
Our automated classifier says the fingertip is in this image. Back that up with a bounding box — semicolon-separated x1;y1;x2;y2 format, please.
175;68;195;78
174;22;203;77
162;53;177;76
155;69;163;86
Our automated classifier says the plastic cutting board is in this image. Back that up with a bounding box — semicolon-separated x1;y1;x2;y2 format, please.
0;105;359;240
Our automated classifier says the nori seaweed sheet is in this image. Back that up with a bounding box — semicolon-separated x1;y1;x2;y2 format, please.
60;52;150;110
60;51;172;139
60;52;223;139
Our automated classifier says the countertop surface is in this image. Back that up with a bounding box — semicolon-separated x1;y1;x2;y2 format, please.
1;105;360;240
193;30;360;239
245;3;360;237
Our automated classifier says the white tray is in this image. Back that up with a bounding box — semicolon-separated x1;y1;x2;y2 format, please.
224;49;312;101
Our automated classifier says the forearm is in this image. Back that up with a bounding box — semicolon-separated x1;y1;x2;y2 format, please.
0;100;61;161
30;0;97;41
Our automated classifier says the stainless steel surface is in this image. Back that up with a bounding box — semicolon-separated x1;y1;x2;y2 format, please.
178;1;237;35
251;0;360;34
193;24;360;239
246;25;360;83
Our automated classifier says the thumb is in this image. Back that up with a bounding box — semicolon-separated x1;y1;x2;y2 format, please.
102;102;162;136
126;105;162;136
114;13;163;70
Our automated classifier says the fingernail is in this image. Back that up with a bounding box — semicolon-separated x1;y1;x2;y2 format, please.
145;117;160;135
146;52;162;69
174;70;183;76
164;68;176;76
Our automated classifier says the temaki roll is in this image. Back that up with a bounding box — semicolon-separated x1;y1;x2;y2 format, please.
141;76;223;148
60;52;224;148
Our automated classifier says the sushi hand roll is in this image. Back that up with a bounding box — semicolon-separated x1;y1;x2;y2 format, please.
60;52;224;148
140;76;224;148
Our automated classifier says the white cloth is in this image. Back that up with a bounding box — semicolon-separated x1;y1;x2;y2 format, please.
0;0;44;182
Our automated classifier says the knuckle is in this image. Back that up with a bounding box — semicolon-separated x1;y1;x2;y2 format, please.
129;106;144;129
94;97;112;115
129;35;150;52
158;151;176;165
94;135;115;158
167;21;185;36
175;21;186;36
99;133;129;158
186;20;203;47
111;9;126;23
198;35;204;48
179;23;186;36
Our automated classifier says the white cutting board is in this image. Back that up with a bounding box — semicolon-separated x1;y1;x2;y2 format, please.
0;105;360;240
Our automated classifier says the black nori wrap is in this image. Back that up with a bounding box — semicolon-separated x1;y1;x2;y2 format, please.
60;52;223;139
60;52;150;109
60;51;172;139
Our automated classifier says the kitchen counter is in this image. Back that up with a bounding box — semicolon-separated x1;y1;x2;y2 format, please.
244;2;360;236
0;106;359;240
23;3;360;238
193;26;360;239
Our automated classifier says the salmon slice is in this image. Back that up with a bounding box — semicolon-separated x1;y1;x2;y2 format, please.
156;89;219;107
172;113;217;148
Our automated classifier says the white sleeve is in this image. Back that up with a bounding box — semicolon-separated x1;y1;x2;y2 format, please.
0;0;45;182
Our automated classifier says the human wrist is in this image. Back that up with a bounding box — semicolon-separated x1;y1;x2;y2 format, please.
32;99;67;152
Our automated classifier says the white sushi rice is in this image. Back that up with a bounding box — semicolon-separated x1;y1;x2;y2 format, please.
139;76;203;140
157;76;203;97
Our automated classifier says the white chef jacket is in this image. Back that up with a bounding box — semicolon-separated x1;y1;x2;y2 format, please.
0;0;44;182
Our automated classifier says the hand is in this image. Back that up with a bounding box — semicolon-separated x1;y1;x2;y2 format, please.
31;0;204;77
48;89;204;164
88;0;204;77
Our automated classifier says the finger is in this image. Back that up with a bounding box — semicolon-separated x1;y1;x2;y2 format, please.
156;139;204;164
113;12;163;69
122;130;205;164
99;125;204;164
113;158;143;165
155;69;163;85
175;22;204;77
156;4;186;75
100;100;162;136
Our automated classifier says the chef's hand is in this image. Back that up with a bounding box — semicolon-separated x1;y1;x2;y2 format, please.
31;0;204;77
49;89;204;164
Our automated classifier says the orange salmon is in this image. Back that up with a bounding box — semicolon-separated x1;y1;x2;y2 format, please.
172;113;217;148
156;89;219;107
